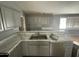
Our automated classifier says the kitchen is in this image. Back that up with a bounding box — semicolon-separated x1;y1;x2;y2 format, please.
0;1;79;57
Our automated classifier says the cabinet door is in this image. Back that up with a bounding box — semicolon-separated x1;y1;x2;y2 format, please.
0;8;4;31
64;42;73;57
29;46;39;56
21;41;29;56
1;7;15;30
9;42;22;57
67;16;79;28
77;49;79;57
39;46;50;56
51;42;65;57
28;41;50;56
39;41;50;56
13;10;21;27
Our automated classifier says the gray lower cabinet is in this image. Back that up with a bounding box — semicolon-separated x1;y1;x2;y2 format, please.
51;42;65;57
21;41;39;56
9;42;22;57
39;46;50;56
77;49;79;57
28;45;50;56
50;41;73;57
28;41;50;56
64;45;73;57
10;41;50;57
21;41;29;56
64;41;73;57
29;46;39;56
8;41;73;57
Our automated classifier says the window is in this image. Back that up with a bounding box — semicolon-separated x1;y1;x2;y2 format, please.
59;17;67;30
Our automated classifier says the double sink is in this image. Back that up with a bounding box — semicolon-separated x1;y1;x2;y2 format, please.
30;32;58;40
30;32;48;40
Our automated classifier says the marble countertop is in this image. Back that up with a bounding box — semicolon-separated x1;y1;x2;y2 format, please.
19;31;73;42
71;36;79;46
0;31;73;54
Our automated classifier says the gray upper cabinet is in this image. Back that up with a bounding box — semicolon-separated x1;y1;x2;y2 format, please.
13;10;21;28
1;7;14;30
0;8;4;31
67;16;79;29
1;7;21;30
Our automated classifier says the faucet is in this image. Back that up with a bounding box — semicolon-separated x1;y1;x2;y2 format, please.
37;32;40;35
35;32;40;36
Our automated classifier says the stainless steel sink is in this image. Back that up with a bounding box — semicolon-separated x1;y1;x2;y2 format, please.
30;34;47;40
50;34;58;40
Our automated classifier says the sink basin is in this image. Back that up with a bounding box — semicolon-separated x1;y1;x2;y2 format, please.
30;34;47;40
50;34;58;40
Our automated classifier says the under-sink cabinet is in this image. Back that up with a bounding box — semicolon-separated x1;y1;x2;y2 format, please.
28;41;50;56
21;41;50;56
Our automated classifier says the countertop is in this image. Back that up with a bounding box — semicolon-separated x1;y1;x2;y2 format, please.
0;33;21;54
71;36;79;46
19;31;73;42
0;31;74;54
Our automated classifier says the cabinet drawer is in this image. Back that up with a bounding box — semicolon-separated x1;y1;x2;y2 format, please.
28;41;49;46
28;41;39;46
39;41;49;46
63;41;73;46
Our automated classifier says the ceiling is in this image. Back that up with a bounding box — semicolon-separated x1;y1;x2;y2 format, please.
0;1;79;14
